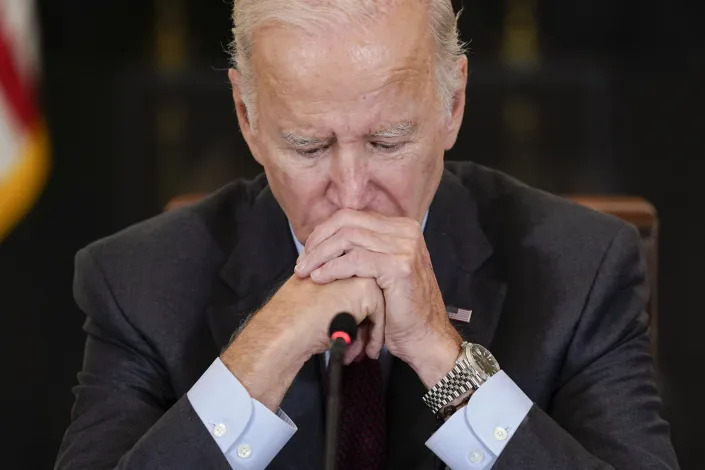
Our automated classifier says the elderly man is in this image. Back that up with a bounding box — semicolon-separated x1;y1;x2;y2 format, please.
56;0;678;469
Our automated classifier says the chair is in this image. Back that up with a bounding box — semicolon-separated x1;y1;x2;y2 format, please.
165;193;659;353
567;196;659;355
164;193;207;212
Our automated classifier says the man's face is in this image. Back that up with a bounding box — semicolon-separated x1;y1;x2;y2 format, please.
230;1;466;243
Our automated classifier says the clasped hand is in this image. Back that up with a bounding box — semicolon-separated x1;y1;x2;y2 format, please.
295;209;461;383
222;209;463;410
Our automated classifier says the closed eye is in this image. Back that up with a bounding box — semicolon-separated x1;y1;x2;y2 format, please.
370;142;405;153
296;145;330;158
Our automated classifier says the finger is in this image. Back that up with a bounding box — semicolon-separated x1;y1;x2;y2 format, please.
305;209;414;254
309;249;383;284
296;227;397;277
365;308;385;360
343;323;369;365
305;210;380;254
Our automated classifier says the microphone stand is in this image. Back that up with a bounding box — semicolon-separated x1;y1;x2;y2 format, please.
324;337;346;470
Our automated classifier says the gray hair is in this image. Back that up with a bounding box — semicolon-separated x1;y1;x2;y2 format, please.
229;0;466;128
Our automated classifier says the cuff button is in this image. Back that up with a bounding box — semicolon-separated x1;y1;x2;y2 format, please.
237;444;252;459
469;449;485;463
213;423;227;438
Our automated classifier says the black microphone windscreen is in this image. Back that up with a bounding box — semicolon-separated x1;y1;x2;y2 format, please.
328;312;357;339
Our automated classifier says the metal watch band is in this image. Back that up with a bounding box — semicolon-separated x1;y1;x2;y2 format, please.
421;359;475;415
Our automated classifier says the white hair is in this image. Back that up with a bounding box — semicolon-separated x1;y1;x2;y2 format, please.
229;0;466;128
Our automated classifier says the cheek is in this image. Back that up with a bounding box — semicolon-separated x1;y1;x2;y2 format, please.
370;162;422;213
269;165;324;207
264;164;336;236
370;148;443;219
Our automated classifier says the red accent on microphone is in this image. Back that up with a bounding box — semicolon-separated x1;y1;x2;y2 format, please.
331;331;352;345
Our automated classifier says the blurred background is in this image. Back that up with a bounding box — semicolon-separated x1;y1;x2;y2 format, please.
0;0;703;468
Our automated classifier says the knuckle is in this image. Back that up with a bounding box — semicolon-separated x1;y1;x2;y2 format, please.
400;239;416;254
349;275;366;289
317;261;329;274
340;226;358;239
308;226;320;242
356;275;376;289
339;208;356;219
395;255;414;277
363;278;381;297
346;247;360;263
413;228;424;243
353;247;369;264
402;218;422;236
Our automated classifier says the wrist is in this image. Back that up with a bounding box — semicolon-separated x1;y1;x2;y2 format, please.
408;328;463;389
221;315;309;411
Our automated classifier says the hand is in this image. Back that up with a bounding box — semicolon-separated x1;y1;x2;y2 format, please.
220;274;384;410
295;209;462;388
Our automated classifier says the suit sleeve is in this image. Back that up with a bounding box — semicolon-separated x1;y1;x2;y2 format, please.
492;224;679;469
55;248;230;470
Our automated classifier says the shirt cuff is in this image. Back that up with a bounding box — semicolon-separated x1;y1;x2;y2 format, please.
187;358;297;468
426;370;532;469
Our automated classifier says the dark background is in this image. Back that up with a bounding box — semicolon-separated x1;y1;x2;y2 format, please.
1;0;703;468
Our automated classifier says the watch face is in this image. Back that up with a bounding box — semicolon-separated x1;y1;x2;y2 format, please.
469;344;500;379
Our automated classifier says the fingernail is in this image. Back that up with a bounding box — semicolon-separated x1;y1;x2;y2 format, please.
311;268;321;279
296;256;308;270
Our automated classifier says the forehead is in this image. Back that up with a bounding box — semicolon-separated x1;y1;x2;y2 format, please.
249;1;436;120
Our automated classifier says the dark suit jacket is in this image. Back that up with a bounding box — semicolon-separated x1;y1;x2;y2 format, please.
55;162;678;469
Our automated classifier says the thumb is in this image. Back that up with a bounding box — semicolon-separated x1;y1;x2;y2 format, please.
344;324;369;365
365;312;385;360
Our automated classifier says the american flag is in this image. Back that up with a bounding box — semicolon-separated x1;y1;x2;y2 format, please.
447;305;473;323
0;0;49;242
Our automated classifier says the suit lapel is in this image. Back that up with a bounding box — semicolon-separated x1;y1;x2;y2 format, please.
206;185;297;350
424;169;506;347
386;169;508;470
205;184;326;469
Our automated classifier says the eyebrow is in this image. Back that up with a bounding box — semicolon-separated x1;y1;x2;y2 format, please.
369;121;417;139
281;120;417;147
281;131;331;148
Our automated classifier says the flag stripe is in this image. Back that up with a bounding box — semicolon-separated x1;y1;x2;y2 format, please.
0;121;50;241
0;0;48;242
0;22;37;130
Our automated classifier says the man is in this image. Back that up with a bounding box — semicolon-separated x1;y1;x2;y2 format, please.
55;0;678;469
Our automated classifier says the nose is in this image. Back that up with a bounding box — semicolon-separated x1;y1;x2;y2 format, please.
327;147;372;210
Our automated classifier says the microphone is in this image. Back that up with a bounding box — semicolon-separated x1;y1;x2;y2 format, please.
324;312;357;470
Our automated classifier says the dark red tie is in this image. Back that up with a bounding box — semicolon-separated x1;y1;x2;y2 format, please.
336;357;386;470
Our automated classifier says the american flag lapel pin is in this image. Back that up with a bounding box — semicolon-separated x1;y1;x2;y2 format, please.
446;306;473;323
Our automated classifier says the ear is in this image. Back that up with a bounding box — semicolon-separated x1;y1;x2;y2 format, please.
228;68;263;165
443;55;468;151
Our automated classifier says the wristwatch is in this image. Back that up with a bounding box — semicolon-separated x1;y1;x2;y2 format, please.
422;341;500;418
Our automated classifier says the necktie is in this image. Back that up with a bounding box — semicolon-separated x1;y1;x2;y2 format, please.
336;356;386;470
